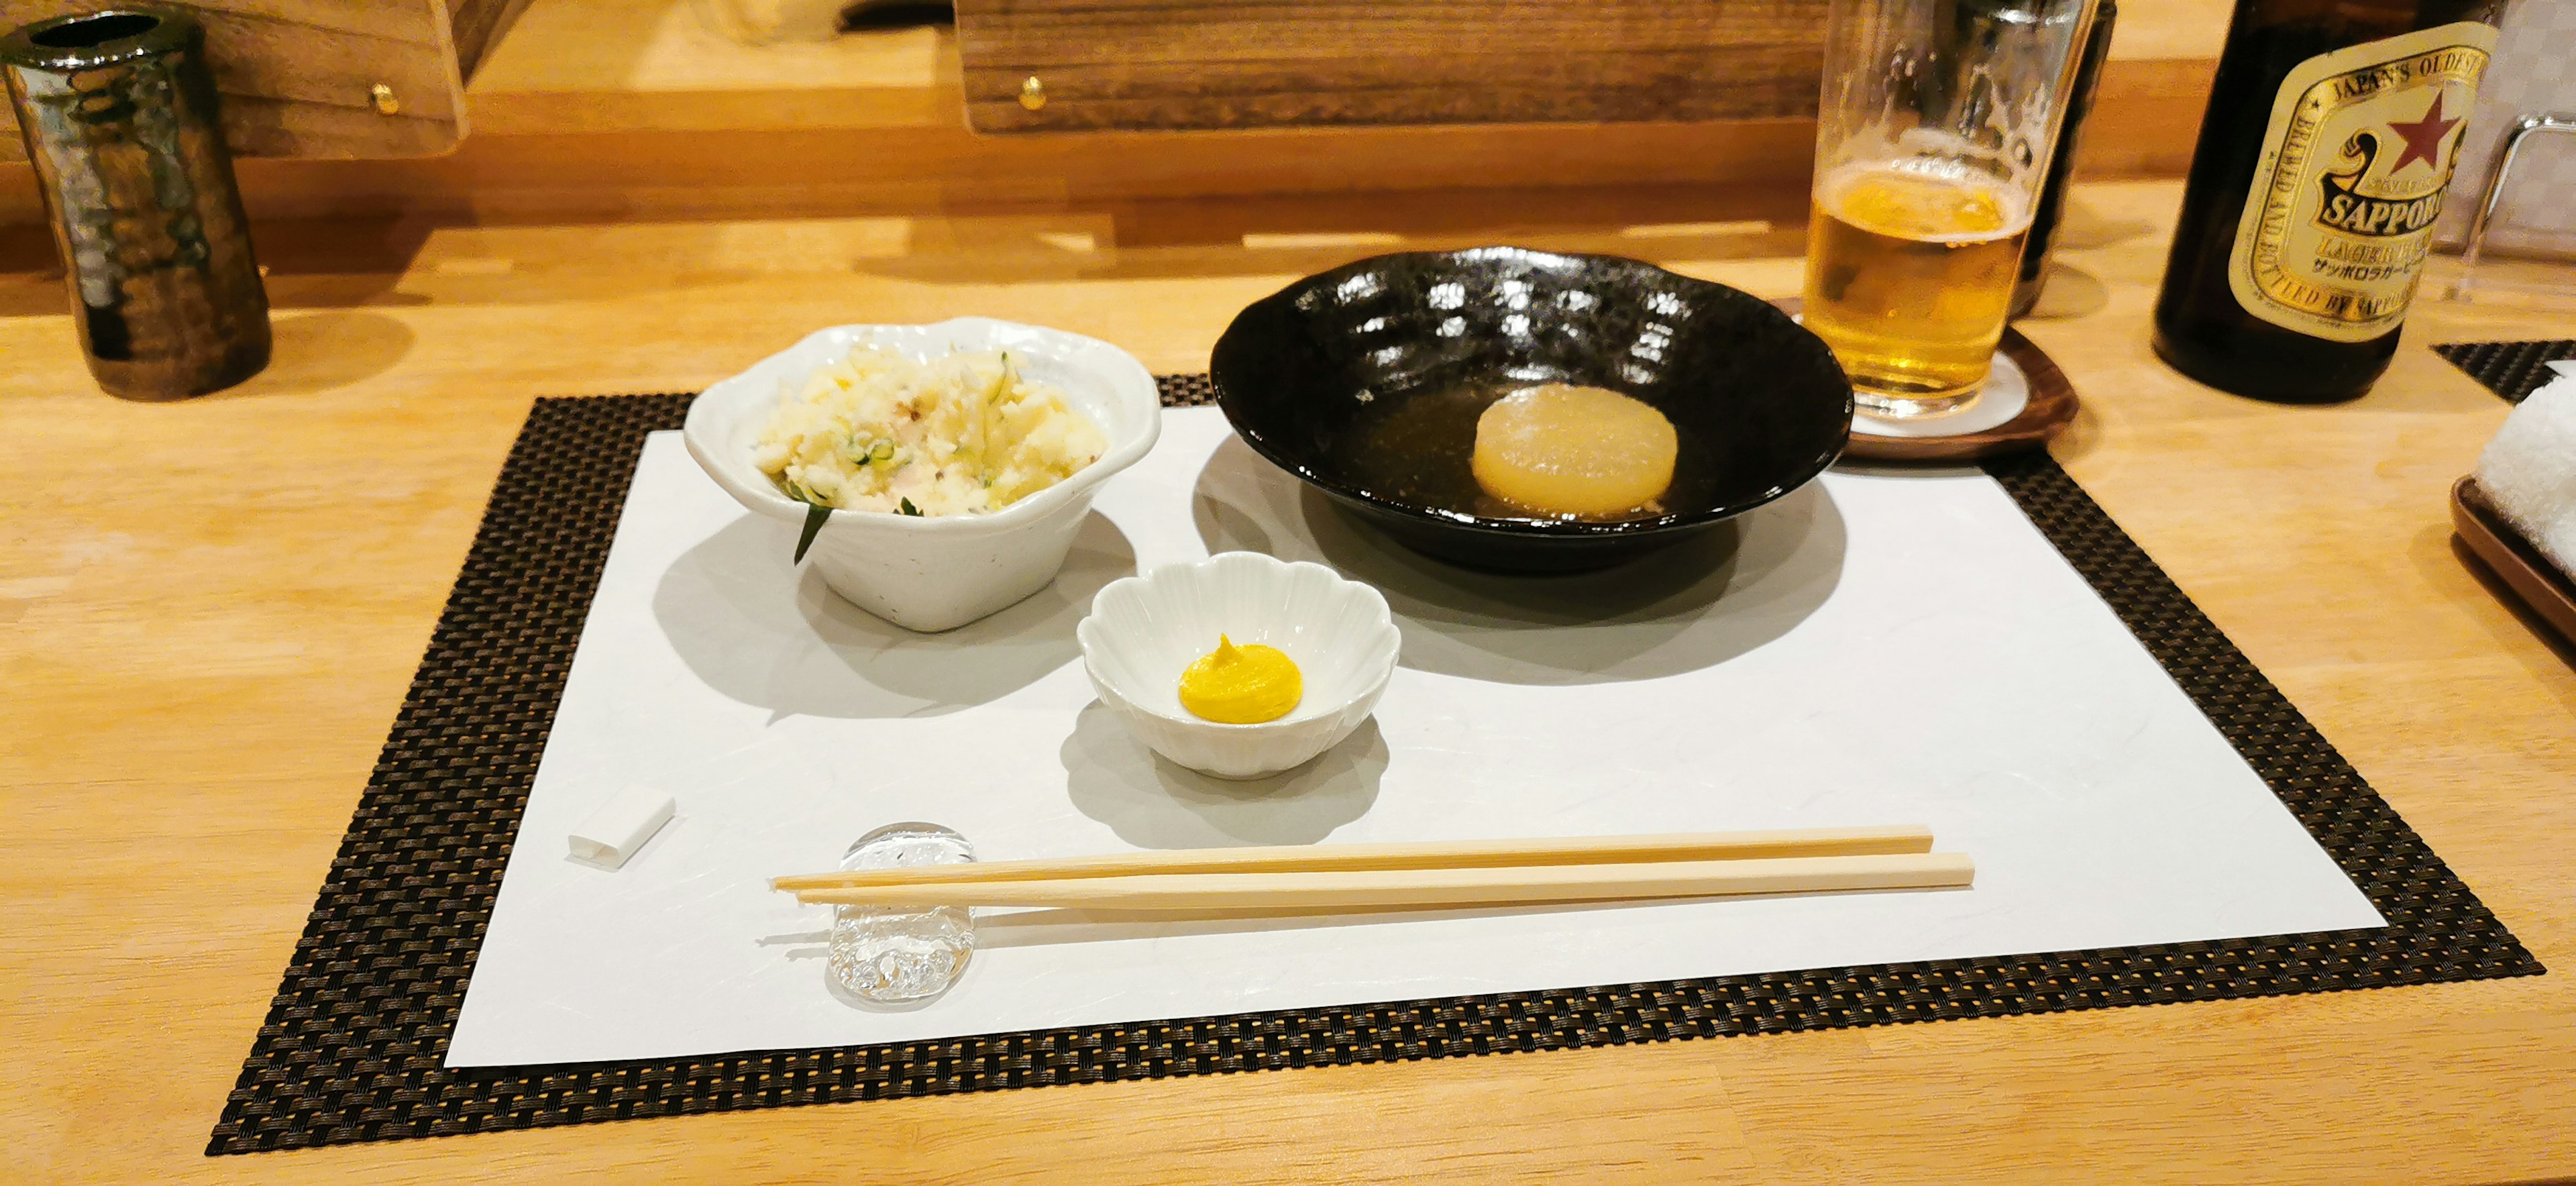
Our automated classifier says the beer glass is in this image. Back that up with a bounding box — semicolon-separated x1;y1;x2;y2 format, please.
1803;0;2100;417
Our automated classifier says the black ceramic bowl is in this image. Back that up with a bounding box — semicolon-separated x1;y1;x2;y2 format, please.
1211;247;1853;572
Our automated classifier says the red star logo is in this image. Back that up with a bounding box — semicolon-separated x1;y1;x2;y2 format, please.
2385;91;2462;173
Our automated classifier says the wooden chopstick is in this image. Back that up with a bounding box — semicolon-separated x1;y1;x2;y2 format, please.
771;825;1935;893
788;853;1973;911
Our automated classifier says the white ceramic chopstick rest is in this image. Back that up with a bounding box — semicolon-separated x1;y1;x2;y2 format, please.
568;784;675;870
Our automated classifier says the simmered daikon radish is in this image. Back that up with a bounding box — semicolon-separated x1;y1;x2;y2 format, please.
1470;384;1678;519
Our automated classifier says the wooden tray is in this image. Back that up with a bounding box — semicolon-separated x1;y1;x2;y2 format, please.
2452;476;2576;649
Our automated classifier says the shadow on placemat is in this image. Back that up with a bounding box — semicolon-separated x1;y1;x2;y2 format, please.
207;386;2540;1156
654;512;1136;719
1190;433;1845;686
2434;339;2576;403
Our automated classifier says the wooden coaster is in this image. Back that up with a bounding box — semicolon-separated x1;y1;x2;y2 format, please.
1764;296;2081;464
1842;326;2080;463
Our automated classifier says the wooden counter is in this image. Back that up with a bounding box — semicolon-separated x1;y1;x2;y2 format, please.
1;0;2228;227
3;179;2574;1183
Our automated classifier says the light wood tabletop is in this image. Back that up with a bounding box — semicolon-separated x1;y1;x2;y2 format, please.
3;178;2573;1184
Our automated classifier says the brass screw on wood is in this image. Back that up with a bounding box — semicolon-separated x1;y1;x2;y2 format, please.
370;83;399;115
1019;76;1046;112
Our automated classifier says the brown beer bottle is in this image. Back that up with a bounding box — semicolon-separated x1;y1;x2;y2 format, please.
2151;0;2503;402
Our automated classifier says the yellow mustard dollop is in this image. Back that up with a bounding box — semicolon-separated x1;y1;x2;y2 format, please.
1177;635;1302;724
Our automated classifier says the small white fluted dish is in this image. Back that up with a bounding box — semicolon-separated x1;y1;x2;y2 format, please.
1078;552;1399;780
684;317;1162;633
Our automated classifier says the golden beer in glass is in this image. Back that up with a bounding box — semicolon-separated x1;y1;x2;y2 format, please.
1804;162;2032;411
1805;0;2098;419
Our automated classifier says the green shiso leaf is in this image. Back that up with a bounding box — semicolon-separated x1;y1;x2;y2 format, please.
898;497;923;517
793;499;831;563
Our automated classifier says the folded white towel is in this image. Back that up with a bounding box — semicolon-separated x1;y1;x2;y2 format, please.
2474;361;2576;580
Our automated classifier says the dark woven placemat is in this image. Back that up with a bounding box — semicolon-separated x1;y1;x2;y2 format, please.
210;381;2541;1155
2435;339;2576;403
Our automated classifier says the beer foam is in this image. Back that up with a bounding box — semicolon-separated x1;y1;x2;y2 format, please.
1818;159;2034;242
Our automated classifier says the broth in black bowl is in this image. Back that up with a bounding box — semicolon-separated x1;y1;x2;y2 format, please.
1211;248;1853;572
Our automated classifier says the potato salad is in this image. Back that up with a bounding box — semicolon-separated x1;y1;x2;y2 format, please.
753;345;1107;517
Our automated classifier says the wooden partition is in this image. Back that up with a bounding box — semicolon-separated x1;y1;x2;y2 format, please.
955;0;1830;132
0;0;531;161
0;0;2225;227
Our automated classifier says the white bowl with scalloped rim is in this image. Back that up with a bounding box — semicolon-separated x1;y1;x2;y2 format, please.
684;317;1161;633
1077;552;1399;779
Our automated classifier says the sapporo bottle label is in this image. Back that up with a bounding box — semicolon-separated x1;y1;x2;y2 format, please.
2226;21;2497;342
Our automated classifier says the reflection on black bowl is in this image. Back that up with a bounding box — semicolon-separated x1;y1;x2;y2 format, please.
1212;247;1852;572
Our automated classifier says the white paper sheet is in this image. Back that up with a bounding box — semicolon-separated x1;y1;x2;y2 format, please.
447;409;2382;1067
